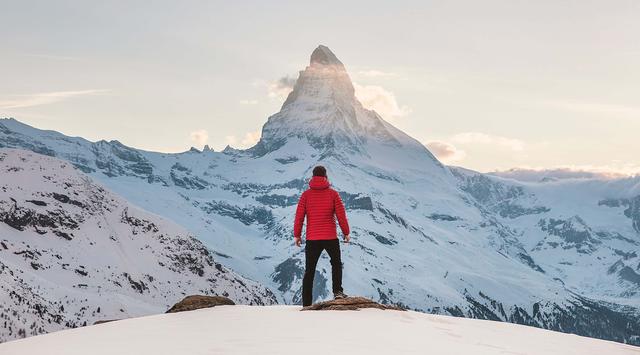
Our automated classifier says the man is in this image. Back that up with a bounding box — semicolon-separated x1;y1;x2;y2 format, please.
294;165;350;307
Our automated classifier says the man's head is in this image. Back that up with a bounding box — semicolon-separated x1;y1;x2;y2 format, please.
312;165;327;177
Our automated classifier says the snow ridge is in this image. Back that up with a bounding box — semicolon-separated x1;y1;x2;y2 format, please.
1;306;638;355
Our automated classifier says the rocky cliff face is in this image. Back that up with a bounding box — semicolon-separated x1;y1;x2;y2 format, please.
1;45;639;345
0;149;276;342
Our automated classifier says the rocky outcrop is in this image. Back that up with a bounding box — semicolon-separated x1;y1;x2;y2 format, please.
166;295;235;313
93;319;119;325
310;45;344;66
301;297;404;311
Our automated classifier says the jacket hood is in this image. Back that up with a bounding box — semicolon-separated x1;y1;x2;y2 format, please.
309;176;330;190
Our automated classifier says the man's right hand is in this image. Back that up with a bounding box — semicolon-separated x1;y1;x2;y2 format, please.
343;234;351;244
294;237;302;247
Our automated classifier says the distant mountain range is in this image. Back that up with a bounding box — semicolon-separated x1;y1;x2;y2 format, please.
1;45;638;345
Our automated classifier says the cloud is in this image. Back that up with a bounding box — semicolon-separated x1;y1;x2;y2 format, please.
268;76;296;100
264;75;410;122
543;100;640;119
353;83;411;121
189;129;209;147
225;129;262;149
357;70;397;78
426;141;467;163
490;165;640;181
451;132;525;151
239;99;259;105
0;90;109;109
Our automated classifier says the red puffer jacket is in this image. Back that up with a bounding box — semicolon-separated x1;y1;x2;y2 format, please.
293;176;350;240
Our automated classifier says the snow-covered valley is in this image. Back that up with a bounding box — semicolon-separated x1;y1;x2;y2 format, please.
0;45;639;345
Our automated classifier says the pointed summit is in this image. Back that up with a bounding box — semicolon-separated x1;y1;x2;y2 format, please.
280;45;354;109
310;45;344;67
250;45;439;167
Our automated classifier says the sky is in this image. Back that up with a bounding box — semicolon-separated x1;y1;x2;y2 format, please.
1;0;639;175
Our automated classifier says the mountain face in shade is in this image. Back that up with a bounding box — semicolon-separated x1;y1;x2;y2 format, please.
310;44;344;65
1;45;639;345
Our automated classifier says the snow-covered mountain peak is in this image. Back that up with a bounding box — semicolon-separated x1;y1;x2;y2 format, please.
280;45;355;112
309;44;344;67
4;44;640;345
252;46;442;174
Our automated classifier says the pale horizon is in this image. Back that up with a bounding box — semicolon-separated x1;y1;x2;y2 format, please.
1;1;639;175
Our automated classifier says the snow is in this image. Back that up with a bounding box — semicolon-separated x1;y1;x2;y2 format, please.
1;306;637;355
0;149;275;342
1;44;639;344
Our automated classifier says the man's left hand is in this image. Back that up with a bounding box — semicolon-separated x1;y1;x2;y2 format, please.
294;237;302;247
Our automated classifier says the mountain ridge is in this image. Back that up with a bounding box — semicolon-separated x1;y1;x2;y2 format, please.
0;148;276;342
1;45;639;345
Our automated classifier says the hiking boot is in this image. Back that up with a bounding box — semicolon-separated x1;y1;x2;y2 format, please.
334;291;348;300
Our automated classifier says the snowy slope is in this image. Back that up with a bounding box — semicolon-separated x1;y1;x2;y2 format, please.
1;306;638;355
1;45;639;344
0;149;276;342
452;168;640;306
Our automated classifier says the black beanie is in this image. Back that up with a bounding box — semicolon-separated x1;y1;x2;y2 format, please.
312;166;327;177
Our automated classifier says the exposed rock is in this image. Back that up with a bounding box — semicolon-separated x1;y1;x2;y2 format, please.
93;319;119;325
166;295;235;313
301;296;404;311
310;45;344;67
201;201;274;227
537;216;600;254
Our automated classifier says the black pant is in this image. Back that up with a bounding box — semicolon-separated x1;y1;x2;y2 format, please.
302;239;343;306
